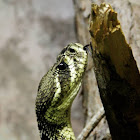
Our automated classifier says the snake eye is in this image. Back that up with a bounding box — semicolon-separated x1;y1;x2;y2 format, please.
69;48;75;53
57;61;68;70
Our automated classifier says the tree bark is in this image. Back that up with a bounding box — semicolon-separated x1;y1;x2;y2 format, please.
73;0;140;139
90;3;140;139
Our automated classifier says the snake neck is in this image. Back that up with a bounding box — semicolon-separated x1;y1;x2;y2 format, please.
36;80;81;140
37;108;75;140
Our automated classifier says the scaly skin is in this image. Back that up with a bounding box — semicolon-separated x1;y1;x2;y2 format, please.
36;43;88;140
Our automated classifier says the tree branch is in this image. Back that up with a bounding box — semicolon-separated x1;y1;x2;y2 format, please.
77;107;105;140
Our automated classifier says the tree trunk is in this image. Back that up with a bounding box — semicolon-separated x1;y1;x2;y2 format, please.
73;0;140;139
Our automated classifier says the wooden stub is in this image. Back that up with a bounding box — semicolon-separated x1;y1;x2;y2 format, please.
89;3;140;140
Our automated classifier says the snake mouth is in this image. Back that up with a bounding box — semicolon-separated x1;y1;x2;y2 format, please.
83;44;90;51
83;42;93;56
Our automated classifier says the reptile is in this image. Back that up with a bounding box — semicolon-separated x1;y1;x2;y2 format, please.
35;43;89;140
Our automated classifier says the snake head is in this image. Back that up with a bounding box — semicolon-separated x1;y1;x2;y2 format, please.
53;43;88;106
36;43;88;125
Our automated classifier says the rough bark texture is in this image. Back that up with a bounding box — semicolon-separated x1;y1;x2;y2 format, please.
73;0;140;140
90;3;140;139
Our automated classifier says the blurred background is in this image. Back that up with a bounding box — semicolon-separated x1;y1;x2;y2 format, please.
0;0;140;140
0;0;84;139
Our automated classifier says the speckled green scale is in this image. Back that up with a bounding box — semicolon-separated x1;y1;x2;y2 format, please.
36;43;88;140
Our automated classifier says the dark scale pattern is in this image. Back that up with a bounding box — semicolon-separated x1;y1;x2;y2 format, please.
39;120;66;140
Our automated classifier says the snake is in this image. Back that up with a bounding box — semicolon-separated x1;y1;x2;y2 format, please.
35;43;89;140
